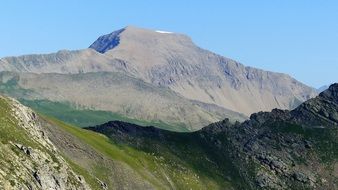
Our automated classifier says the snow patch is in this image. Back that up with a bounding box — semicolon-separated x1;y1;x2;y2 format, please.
155;30;173;34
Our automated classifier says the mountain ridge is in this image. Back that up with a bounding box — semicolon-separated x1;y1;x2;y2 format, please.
87;83;338;189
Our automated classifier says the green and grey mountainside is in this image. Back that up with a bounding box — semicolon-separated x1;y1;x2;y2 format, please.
0;26;317;131
87;83;338;190
0;84;336;189
0;96;90;189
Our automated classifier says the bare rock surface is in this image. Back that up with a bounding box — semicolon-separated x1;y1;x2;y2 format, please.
0;97;91;190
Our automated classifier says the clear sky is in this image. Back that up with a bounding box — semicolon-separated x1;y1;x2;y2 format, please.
1;0;337;88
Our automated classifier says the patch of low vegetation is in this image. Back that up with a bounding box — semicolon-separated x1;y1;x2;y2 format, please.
0;97;39;148
21;99;189;132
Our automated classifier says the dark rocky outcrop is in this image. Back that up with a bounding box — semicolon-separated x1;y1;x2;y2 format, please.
89;28;125;53
87;83;338;190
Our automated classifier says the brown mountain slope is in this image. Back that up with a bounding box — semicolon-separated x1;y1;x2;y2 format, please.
0;71;246;131
0;26;317;130
90;26;317;115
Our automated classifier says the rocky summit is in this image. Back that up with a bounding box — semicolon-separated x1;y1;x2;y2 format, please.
88;26;317;115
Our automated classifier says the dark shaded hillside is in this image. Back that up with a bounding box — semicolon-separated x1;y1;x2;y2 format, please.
87;120;247;189
87;84;338;190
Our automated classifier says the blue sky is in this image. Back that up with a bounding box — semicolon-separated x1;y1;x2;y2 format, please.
1;1;337;87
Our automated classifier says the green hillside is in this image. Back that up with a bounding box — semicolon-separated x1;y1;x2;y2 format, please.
41;115;235;189
20;99;188;132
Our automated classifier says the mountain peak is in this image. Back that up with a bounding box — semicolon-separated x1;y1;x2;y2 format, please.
89;26;192;54
89;28;125;53
319;83;338;104
327;83;338;91
290;83;338;126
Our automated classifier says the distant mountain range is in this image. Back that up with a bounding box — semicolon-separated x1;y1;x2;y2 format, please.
0;26;317;131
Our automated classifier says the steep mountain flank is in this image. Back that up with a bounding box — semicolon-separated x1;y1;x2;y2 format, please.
88;84;338;190
89;26;317;115
0;96;90;189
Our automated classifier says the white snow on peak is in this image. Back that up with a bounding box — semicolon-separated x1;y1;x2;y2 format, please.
155;30;173;34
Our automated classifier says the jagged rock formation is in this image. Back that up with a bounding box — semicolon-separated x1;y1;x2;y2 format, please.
0;26;316;131
88;83;338;190
201;84;338;189
0;96;90;190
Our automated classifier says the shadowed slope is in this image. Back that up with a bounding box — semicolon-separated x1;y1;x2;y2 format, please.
88;83;338;190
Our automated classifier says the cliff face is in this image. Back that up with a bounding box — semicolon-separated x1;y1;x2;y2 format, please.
0;96;90;190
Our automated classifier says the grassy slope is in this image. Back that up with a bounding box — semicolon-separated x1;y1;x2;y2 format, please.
42;115;236;189
39;115;165;189
121;131;241;189
20;99;189;132
86;122;251;189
